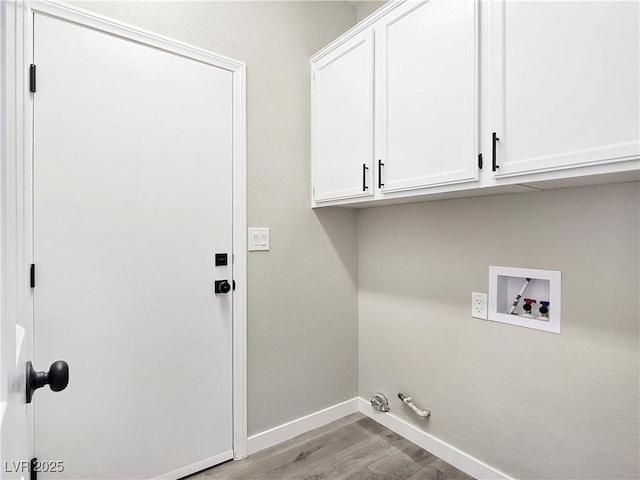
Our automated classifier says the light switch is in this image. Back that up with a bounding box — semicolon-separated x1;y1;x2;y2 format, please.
248;228;269;251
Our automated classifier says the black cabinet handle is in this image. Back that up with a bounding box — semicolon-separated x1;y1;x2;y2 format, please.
492;132;500;172
362;164;369;192
378;159;384;188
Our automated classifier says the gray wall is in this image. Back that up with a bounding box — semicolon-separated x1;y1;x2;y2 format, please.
71;1;360;435
358;182;640;479
356;1;387;22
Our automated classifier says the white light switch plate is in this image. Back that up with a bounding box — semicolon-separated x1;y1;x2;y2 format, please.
248;228;269;251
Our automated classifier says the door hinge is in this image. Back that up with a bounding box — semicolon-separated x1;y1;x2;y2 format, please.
30;264;36;288
478;153;483;170
30;457;37;480
30;64;36;93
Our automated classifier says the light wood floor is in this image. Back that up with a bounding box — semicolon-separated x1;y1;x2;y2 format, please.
188;413;475;480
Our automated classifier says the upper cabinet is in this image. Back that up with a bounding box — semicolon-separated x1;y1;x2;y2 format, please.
311;30;374;202
376;0;478;194
486;0;640;179
311;0;640;208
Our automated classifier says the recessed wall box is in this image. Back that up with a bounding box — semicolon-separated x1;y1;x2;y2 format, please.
489;266;561;334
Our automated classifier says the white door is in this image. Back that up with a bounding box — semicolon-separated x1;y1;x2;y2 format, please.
486;0;640;177
1;1;32;477
312;30;375;203
32;12;233;479
375;0;478;194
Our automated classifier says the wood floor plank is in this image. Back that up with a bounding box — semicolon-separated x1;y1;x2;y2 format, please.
365;447;428;480
282;435;388;480
198;414;363;479
187;414;474;480
405;465;442;480
206;419;371;479
256;421;379;479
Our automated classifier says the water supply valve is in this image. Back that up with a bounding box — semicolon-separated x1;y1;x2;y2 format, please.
522;298;536;317
539;301;550;319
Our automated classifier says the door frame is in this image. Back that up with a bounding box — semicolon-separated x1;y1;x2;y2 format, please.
1;0;248;468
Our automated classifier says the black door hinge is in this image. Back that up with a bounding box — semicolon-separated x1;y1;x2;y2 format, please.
30;64;36;93
478;153;483;170
30;264;36;288
30;457;37;480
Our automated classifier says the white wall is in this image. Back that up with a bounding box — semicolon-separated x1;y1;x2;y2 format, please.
70;0;360;436
358;182;640;479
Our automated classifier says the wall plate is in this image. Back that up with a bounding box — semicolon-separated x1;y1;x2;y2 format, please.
471;292;488;320
248;228;269;251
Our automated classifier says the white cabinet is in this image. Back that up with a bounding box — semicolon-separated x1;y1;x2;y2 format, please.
376;0;478;193
311;0;640;208
311;0;479;205
311;30;374;203
486;0;639;179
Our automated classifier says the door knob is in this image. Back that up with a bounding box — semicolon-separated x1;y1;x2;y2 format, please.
26;360;69;403
214;280;231;294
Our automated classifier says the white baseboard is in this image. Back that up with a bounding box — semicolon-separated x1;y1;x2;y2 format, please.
153;450;233;480
358;398;512;480
247;397;360;455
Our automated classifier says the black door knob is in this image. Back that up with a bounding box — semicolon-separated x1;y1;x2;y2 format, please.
26;360;69;403
215;280;231;294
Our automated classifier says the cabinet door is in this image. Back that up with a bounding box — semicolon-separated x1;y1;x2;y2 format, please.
376;0;478;194
487;0;640;178
312;30;374;203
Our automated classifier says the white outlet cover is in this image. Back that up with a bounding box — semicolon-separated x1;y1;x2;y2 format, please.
471;292;488;320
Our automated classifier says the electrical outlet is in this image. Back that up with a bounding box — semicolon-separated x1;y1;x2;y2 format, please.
471;292;488;320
